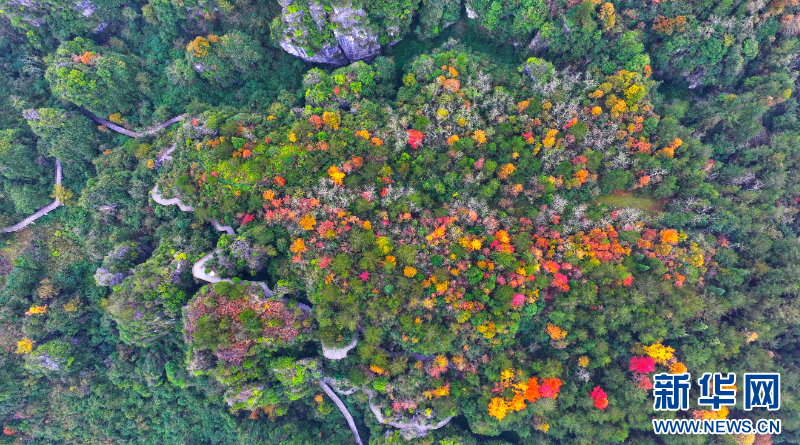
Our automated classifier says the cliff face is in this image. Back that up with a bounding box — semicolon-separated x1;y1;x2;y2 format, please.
279;40;349;66
330;6;381;62
275;0;381;66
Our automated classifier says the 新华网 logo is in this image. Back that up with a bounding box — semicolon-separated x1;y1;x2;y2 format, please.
651;372;781;435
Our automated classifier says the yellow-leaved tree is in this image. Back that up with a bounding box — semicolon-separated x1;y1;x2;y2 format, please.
15;338;33;354
488;397;508;421
52;184;74;205
644;342;675;365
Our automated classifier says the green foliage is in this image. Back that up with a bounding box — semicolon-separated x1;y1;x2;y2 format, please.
2;3;800;443
25;339;75;375
303;57;396;109
101;241;194;345
45;37;141;116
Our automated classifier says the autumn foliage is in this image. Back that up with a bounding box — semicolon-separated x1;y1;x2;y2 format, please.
488;369;562;420
407;129;424;148
590;386;609;409
629;355;656;373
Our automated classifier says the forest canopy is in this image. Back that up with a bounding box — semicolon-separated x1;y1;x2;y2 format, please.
0;1;799;445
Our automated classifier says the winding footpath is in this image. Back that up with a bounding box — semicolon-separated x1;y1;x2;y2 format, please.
1;114;420;444
147;164;272;296
82;108;187;139
105;117;364;444
3;112;187;234
319;378;364;445
364;388;453;437
157;143;177;162
319;377;453;443
1;160;63;233
146;150;370;441
151;185;196;212
188;242;274;298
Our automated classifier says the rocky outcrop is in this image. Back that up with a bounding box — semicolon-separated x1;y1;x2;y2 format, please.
685;68;705;89
94;268;125;286
465;4;478;19
215;236;270;275
276;0;381;66
224;384;265;410
330;6;381;62
528;30;548;53
73;0;96;18
280;41;349;66
28;354;65;371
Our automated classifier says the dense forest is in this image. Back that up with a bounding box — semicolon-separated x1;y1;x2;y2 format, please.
0;0;798;444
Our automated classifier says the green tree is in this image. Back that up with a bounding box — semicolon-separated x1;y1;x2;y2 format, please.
45;37;141;116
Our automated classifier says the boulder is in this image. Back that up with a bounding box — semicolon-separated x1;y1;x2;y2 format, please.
94;268;125;286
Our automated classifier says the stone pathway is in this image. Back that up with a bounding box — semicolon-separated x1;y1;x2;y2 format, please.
83;108;187;139
2;160;63;233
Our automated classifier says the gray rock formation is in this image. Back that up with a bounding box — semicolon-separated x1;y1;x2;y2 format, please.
28;354;64;371
168;260;189;284
276;0;381;66
280;40;349;66
528;30;548;53
216;237;270;274
73;0;96;17
94;268;125;286
330;6;381;62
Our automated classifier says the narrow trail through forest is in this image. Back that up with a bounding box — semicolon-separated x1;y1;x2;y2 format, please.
2;112;187;234
143;129;373;443
13;115;368;444
1;159;63;233
142;130;372;443
150;185;196;212
146;142;271;296
320;378;364;445
82;108;187;139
